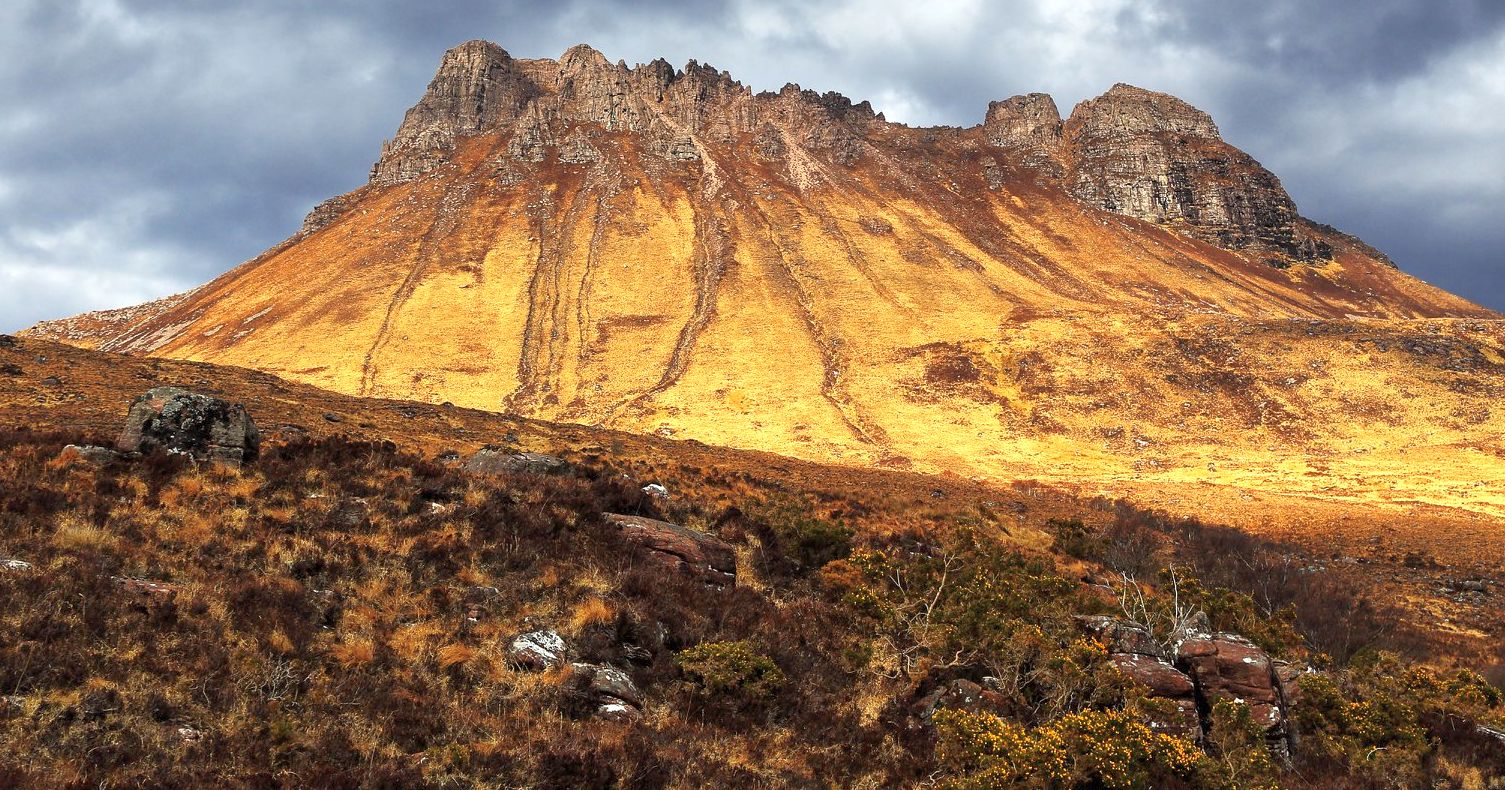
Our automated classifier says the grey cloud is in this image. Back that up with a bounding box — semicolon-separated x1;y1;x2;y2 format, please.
1;0;1501;333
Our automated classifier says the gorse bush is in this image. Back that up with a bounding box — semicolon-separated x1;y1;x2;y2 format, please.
935;708;1211;789
675;641;786;704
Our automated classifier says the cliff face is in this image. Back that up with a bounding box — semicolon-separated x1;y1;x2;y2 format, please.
983;83;1331;265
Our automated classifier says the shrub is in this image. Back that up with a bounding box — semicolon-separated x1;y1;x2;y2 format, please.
749;496;853;571
934;708;1212;789
675;640;786;703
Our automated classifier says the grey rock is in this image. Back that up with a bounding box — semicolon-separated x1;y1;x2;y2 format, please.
508;630;569;672
464;449;567;476
116;387;259;467
1061;84;1330;264
60;444;121;465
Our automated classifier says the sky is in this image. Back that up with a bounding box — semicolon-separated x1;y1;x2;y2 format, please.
2;0;1503;332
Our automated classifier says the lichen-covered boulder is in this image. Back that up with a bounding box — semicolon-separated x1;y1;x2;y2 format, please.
116;387;259;466
1109;652;1201;738
507;630;569;672
568;662;644;722
1176;633;1290;747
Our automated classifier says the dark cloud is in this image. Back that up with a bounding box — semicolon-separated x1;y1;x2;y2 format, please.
2;0;1501;332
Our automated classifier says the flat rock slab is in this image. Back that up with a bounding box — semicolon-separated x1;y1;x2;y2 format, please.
464;449;567;476
603;513;736;586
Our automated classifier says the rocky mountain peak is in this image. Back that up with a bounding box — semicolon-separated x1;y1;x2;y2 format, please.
983;92;1062;151
1057;83;1327;264
1066;83;1220;140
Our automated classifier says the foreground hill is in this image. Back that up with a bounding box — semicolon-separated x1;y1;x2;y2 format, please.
24;41;1505;535
2;335;1503;788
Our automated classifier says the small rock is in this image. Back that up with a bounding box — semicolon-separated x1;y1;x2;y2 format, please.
328;498;369;529
641;483;669;499
177;726;204;743
59;444;121;465
508;630;569;672
1;558;33;572
323;412;343;423
113;576;178;599
568;662;645;721
40;376;62;387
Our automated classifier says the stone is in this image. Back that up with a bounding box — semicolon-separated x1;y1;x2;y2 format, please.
641;483;669;499
464;449;567;476
1076;615;1163;657
603;513;736;586
507;630;569;672
113;576;178;601
1;558;33;572
568;662;645;722
1175;633;1291;746
116;387;260;466
1109;652;1202;738
59;444;122;466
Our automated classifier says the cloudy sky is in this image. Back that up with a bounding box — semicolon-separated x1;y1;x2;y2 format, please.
2;0;1502;332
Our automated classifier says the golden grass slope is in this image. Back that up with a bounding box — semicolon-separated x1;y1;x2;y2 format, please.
23;124;1505;539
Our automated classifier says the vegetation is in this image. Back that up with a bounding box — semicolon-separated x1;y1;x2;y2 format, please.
0;427;1501;787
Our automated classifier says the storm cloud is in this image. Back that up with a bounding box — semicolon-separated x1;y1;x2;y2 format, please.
2;0;1502;331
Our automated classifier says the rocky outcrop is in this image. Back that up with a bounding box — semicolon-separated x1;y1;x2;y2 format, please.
116;387;260;466
1079;616;1303;753
1058;84;1330;264
1176;633;1301;756
603;513;736;586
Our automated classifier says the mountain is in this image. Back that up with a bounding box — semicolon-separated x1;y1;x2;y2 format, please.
24;40;1505;536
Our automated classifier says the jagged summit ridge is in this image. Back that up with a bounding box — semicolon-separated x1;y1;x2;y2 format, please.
371;40;879;186
369;41;1329;265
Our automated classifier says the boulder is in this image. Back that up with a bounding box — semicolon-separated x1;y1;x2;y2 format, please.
1176;633;1288;743
116;387;259;466
464;449;567;476
1076;615;1163;657
603;513;736;586
507;630;569;672
1109;652;1201;738
914;679;1010;724
568;662;644;722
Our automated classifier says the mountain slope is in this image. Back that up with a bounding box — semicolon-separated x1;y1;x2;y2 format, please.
25;40;1504;528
